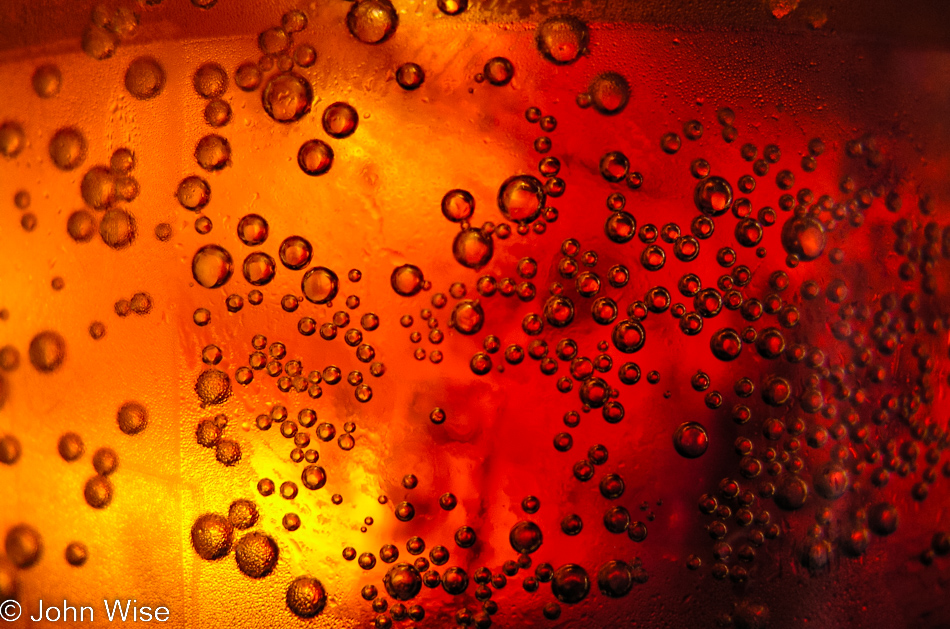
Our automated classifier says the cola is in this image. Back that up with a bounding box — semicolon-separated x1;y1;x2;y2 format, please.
1;0;950;627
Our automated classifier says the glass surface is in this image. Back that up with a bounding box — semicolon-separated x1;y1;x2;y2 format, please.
1;0;950;627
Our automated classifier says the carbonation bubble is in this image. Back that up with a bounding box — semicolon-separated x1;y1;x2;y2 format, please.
694;177;733;217
536;16;588;65
543;295;575;327
673;422;708;458
755;327;785;359
127;294;150;317
301;465;327;490
5;524;41;569
762;377;791;406
20;212;36;231
235;532;279;578
441;189;475;222
192;245;234;288
498;175;545;223
437;0;468;14
781;216;826;260
611;319;645;353
735;218;763;247
384;563;423;601
84;475;113;509
579;377;610;408
259;27;291;55
391;264;424;296
452;229;493;269
56;432;83;462
215;440;241;468
442;566;469;595
814;462;849;500
124;56;165;100
29;330;66;373
92;448;118;475
204;99;232;127
237;214;268;246
302;267;339;304
449;300;484;335
0;121;25;158
589;73;630;115
286;577;328;618
600;151;629;182
297;140;333;175
243;252;277;286
196;419;221;447
484;57;514;86
660;132;682;154
67;210;96;242
733;601;770;629
49;127;87;171
11;190;29;210
279;236;313;269
0;346;18;372
177;176;211;211
191;514;233;560
227;500;259;530
0;434;18;463
774;474;809;510
391;501;414;522
596;561;633;598
509;521;543;554
32;64;62;98
868;502;899;536
346;0;398;44
262;72;313;123
710;328;743;361
683;119;703;140
235;62;262;91
193;63;227;98
551;564;590;604
396;63;425;90
65;541;88;566
281;513;300;531
81;166;116;209
98;209;136;249
81;26;117;60
195;134;231;171
116;401;148;435
195;369;232;406
323;102;359;138
282;9;308;32
600;475;625;500
605;211;636;243
294;44;317;68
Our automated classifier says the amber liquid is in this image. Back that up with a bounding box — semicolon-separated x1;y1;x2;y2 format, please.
2;0;950;627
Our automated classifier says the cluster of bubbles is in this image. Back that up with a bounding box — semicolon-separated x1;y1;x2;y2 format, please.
366;34;950;629
81;3;141;62
4;0;950;626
